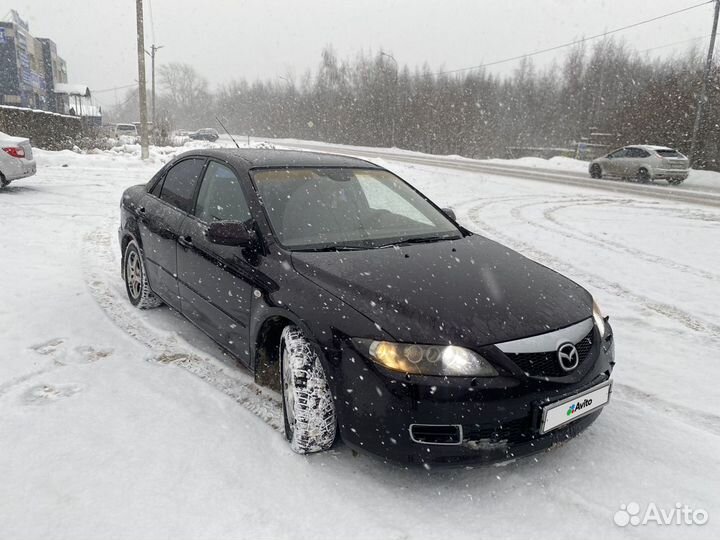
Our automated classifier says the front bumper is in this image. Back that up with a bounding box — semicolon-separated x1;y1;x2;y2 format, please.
333;324;615;466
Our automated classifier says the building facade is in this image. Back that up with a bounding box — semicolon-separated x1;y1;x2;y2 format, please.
0;11;71;113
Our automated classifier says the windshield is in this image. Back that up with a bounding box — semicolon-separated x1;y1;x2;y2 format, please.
252;167;461;249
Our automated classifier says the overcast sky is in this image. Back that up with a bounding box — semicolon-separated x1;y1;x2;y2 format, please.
2;0;716;109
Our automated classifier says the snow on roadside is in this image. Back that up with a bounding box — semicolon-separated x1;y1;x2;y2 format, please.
0;144;718;539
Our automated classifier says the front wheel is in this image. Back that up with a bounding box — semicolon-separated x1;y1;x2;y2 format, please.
636;168;651;183
280;326;336;454
589;164;602;179
123;240;162;309
668;177;685;185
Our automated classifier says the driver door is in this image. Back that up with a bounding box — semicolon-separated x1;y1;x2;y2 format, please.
176;160;255;364
604;148;628;176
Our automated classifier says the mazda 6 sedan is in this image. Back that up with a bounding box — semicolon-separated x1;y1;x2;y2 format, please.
119;148;615;466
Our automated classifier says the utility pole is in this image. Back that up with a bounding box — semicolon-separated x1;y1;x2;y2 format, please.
147;44;164;128
689;0;720;165
135;0;149;160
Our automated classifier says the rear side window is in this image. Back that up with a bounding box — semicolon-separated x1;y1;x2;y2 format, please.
159;158;205;212
626;148;649;158
656;149;682;157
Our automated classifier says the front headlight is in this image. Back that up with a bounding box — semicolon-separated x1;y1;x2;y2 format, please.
593;299;607;338
353;339;498;377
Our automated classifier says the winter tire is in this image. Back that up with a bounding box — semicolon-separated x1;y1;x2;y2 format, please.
668;177;685;185
589;164;602;179
280;326;336;454
123;240;162;309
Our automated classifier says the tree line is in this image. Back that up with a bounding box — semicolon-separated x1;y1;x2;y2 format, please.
109;39;720;167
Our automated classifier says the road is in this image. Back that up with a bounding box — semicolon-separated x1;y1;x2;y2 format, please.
264;137;720;208
0;143;717;539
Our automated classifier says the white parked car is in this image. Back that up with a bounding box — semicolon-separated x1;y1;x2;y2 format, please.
0;130;36;187
589;145;690;185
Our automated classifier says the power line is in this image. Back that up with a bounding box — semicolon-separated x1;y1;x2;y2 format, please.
638;33;717;54
93;83;137;94
436;0;714;75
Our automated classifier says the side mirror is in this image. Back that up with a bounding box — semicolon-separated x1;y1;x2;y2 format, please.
206;221;252;246
442;207;456;221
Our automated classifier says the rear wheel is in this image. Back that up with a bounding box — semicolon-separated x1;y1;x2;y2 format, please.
636;168;651;183
0;173;9;188
589;164;602;179
280;326;336;454
123;241;162;309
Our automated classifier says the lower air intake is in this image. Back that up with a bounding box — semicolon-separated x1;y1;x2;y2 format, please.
409;424;463;445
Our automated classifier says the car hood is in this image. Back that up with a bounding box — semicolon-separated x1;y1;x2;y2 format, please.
291;234;592;347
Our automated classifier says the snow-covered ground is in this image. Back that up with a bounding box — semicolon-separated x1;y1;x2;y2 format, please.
0;142;718;539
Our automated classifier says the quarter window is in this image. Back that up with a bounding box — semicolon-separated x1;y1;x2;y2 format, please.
194;161;252;222
159;158;205;212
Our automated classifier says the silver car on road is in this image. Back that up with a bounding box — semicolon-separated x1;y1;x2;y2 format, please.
589;145;689;185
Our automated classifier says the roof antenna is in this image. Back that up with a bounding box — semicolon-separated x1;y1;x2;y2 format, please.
215;115;241;149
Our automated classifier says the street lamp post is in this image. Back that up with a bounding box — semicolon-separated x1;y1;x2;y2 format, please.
380;51;398;148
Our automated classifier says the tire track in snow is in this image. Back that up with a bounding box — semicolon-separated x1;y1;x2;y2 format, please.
465;200;720;342
508;198;720;283
80;225;284;433
613;382;720;437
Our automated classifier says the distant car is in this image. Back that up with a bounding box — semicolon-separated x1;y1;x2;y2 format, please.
589;145;689;185
114;123;139;138
190;128;220;142
0;130;36;187
118;148;615;465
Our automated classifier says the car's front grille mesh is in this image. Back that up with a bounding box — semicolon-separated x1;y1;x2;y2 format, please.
506;329;594;378
464;417;532;443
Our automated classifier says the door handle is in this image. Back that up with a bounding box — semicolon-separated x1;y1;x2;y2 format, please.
138;206;146;214
178;235;193;248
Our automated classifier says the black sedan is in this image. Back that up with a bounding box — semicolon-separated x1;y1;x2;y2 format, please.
119;149;615;465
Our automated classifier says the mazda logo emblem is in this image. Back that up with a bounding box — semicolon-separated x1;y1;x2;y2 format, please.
557;342;580;372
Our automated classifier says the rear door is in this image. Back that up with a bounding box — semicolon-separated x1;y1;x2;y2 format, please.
176;160;255;363
625;147;649;175
138;157;206;310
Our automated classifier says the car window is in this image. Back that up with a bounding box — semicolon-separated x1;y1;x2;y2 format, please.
194;161;252;222
253;167;460;249
159;158;205;212
608;148;627;158
656;149;682;157
355;171;433;226
624;148;649;158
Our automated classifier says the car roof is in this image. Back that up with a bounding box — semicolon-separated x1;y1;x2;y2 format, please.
178;148;381;171
628;144;674;151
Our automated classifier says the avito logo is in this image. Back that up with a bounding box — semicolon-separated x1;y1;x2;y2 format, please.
566;398;593;416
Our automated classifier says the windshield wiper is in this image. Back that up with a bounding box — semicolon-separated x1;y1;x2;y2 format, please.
295;244;370;252
375;235;459;248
